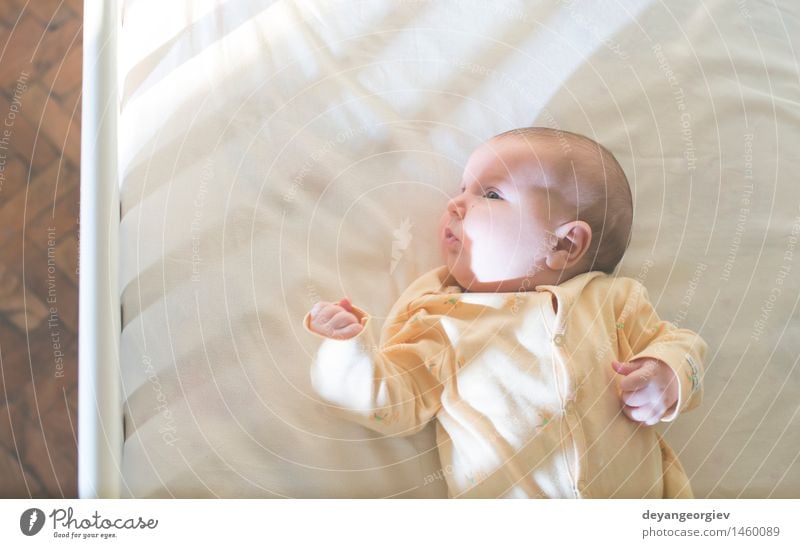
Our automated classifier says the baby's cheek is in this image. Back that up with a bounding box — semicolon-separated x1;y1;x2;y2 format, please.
437;210;449;232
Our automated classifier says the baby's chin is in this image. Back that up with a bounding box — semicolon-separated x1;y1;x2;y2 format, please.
446;265;513;293
442;257;473;290
446;257;553;293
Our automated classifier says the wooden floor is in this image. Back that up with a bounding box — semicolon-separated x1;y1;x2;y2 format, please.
0;0;82;498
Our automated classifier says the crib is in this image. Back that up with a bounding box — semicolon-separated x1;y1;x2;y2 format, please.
79;0;122;498
79;0;800;498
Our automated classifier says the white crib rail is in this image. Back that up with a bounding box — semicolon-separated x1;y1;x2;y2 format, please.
78;0;122;498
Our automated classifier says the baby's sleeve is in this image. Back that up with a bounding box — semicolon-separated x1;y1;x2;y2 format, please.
303;304;447;437
616;280;707;423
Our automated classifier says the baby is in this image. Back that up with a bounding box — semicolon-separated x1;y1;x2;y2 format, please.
303;127;707;498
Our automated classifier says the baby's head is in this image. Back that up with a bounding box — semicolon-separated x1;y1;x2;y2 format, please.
439;127;633;292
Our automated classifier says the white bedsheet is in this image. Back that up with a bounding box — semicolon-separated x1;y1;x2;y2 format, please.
118;0;800;497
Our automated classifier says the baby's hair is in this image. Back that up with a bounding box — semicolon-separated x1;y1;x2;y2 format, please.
493;127;633;275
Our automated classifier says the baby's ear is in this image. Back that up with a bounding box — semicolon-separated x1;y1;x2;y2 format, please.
544;221;592;271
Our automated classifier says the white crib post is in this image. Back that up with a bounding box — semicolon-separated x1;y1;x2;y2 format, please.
79;0;122;498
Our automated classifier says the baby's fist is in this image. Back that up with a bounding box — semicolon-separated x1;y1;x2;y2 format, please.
612;358;679;426
308;298;363;340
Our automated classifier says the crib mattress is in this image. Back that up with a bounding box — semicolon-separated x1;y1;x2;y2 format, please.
117;0;800;497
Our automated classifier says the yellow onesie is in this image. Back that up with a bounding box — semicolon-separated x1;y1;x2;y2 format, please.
303;267;706;498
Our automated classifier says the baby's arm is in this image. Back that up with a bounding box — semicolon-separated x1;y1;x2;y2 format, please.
613;280;707;424
304;299;444;437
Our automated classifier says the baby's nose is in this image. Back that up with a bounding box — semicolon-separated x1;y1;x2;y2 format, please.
447;195;466;219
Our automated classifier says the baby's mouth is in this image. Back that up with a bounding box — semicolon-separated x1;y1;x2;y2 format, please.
444;227;461;246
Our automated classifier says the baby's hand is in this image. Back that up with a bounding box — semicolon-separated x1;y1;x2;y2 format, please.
308;298;364;339
612;358;679;426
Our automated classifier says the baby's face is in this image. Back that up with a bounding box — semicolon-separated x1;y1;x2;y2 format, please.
439;136;567;292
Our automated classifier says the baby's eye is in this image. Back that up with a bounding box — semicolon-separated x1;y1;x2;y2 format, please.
484;190;502;200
